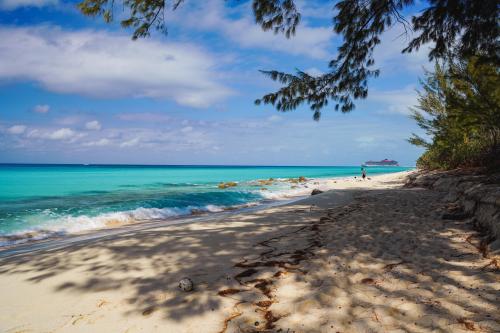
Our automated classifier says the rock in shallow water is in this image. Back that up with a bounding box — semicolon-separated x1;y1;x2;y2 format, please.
311;189;324;196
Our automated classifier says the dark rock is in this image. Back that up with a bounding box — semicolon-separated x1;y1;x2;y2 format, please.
311;189;323;196
441;212;469;220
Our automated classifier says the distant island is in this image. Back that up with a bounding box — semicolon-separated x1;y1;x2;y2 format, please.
363;159;399;166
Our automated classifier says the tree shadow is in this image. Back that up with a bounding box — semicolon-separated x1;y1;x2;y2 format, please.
0;186;498;332
226;187;499;332
0;197;334;328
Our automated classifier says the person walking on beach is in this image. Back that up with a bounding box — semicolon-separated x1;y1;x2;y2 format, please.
362;167;367;180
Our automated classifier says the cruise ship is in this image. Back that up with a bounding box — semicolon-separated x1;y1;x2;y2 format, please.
362;159;399;167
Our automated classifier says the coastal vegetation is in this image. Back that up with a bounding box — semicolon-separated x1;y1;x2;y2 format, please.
77;0;499;119
409;56;500;170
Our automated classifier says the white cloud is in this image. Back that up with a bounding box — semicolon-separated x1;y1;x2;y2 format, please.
120;137;141;148
0;0;56;10
47;128;76;140
180;126;193;133
33;104;50;113
3;122;213;151
305;67;324;77
296;0;335;19
85;120;101;131
0;26;232;108
83;138;111;147
7;125;26;134
117;112;171;123
267;115;282;122
223;19;332;60
55;115;83;126
374;23;432;74
172;2;333;59
369;86;418;115
27;127;84;141
0;113;422;165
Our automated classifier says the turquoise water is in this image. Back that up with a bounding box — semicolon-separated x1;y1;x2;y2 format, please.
0;164;412;240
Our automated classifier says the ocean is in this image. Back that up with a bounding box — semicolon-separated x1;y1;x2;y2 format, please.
0;164;412;244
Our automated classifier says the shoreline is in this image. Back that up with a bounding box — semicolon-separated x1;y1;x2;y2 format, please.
0;170;413;255
0;197;300;259
1;169;498;333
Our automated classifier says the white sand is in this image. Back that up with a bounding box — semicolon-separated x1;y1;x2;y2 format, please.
0;171;498;333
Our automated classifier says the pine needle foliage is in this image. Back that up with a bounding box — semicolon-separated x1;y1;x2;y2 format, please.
409;56;500;170
77;0;499;119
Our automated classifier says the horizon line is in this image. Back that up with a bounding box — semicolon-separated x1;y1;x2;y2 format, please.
0;162;416;168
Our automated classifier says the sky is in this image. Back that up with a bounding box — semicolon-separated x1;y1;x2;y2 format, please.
0;0;430;166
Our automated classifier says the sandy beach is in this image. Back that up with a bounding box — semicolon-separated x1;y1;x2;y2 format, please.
0;171;498;333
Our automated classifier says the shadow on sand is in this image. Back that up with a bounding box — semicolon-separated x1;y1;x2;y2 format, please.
0;187;498;332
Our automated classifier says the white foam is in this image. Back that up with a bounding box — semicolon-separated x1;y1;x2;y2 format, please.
0;177;343;248
258;187;308;200
205;204;224;212
0;204;233;247
255;176;344;200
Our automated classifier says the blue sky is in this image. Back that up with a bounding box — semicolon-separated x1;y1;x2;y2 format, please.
0;0;429;166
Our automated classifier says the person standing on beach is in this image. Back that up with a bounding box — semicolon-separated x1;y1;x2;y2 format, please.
362;168;367;180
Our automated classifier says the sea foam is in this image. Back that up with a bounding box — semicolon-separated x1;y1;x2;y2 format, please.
0;204;228;247
0;177;337;247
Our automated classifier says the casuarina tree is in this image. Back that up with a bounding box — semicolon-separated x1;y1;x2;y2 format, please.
78;0;499;119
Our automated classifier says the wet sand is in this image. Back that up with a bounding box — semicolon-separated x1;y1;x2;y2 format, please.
0;171;498;332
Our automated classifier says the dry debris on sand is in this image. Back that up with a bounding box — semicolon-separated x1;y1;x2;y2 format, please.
0;172;498;333
219;188;499;333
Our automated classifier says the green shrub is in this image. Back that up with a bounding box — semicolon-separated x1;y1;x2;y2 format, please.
410;56;500;170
